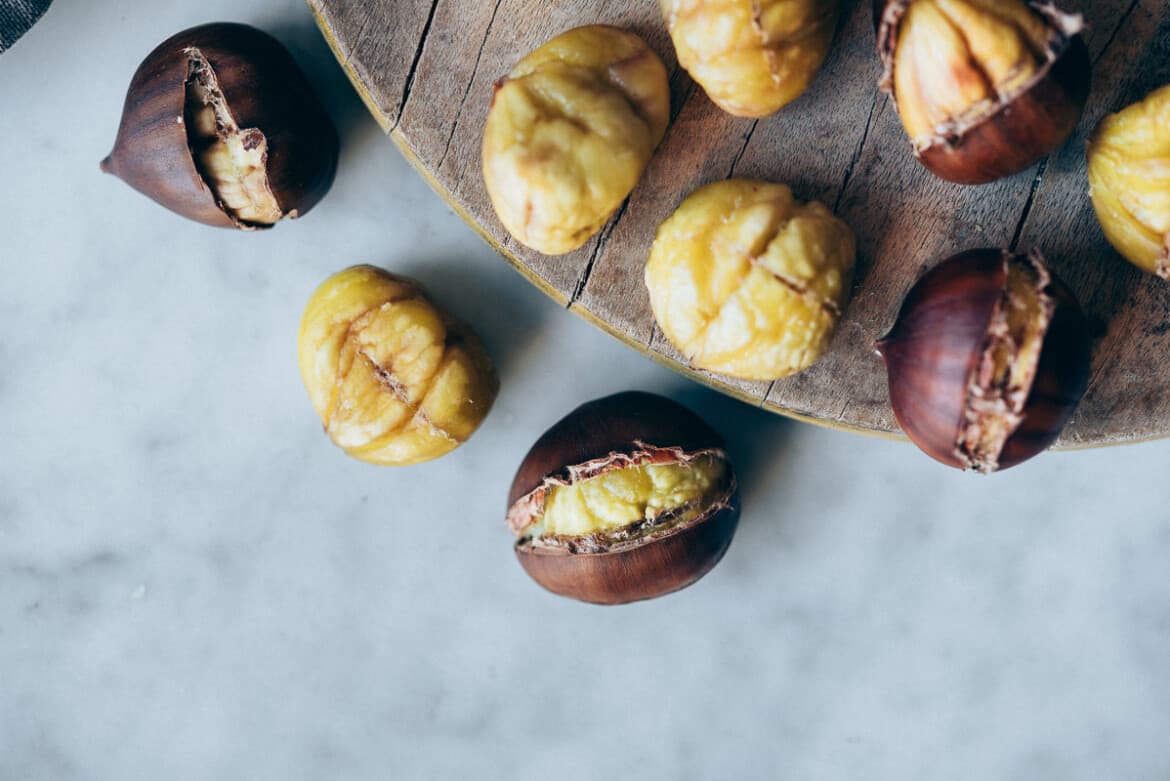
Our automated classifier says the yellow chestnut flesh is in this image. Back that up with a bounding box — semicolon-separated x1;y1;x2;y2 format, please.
661;0;837;117
298;265;498;466
1087;84;1170;279
645;179;856;381
530;454;730;539
482;25;669;255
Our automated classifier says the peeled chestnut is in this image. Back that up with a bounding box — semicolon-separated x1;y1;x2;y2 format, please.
1087;84;1170;280
101;22;338;229
482;25;669;254
507;392;740;604
875;0;1090;184
660;0;839;118
298;266;498;466
645;179;856;381
876;249;1090;473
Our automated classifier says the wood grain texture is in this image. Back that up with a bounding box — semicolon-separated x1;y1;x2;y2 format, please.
309;0;1170;446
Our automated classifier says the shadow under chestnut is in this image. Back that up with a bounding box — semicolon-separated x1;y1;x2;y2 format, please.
395;257;552;381
670;383;795;519
261;12;383;177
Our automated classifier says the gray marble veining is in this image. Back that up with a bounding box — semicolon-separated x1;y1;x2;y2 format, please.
2;1;1169;779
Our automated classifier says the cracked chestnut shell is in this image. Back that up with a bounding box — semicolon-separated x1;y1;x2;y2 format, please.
507;392;740;605
877;249;1090;472
875;0;1090;184
101;22;338;229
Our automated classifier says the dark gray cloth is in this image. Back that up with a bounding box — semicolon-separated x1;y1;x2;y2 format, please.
1;0;52;53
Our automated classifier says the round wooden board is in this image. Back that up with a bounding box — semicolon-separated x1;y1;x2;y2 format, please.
308;0;1170;448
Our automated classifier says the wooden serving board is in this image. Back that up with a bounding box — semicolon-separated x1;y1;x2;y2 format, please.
309;0;1170;447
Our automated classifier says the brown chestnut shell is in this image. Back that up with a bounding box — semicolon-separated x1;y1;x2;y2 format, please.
875;0;1090;185
100;22;338;229
508;391;740;605
877;249;1091;472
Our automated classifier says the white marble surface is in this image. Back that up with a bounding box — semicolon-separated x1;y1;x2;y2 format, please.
3;2;1170;779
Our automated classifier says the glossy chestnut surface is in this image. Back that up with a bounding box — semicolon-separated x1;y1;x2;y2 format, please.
508;391;740;605
101;22;338;228
877;249;1091;472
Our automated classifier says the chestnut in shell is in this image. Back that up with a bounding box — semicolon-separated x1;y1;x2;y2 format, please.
877;249;1090;473
101;23;338;229
875;0;1090;185
507;392;740;605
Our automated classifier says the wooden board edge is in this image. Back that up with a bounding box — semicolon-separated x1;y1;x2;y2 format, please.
308;2;568;307
307;2;1168;454
389;134;570;306
569;305;905;441
307;2;392;132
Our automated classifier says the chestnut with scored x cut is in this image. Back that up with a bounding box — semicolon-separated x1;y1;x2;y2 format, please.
507;392;740;605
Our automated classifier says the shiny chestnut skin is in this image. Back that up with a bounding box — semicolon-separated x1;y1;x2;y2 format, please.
877;249;1091;472
507;392;740;605
875;0;1090;185
101;22;338;229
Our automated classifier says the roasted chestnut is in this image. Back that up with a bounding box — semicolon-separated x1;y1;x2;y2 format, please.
482;25;669;255
507;392;740;604
1087;84;1170;280
660;0;838;118
645;179;856;381
298;265;498;466
875;0;1090;184
101;22;338;229
876;249;1090;472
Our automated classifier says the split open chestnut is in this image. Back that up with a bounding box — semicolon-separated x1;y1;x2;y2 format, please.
875;0;1090;184
101;22;338;229
876;249;1091;472
506;392;740;604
